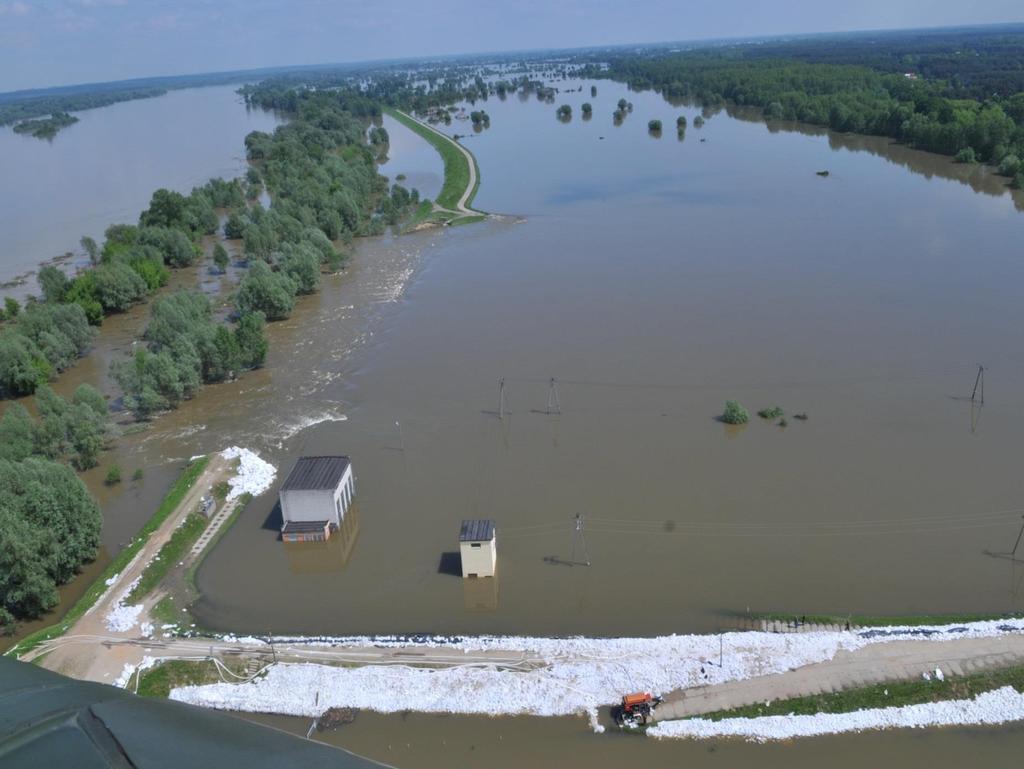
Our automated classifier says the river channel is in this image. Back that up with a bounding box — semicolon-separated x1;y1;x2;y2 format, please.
0;84;280;294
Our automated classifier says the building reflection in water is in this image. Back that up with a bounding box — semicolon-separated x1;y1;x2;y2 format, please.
463;573;499;612
283;504;361;574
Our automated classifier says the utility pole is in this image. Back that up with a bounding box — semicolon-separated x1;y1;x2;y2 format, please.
547;377;562;415
395;420;405;452
570;513;592;567
498;378;506;420
971;365;985;405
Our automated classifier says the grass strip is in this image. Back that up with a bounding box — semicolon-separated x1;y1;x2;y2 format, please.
127;513;209;603
384;107;481;212
136;658;246;698
696;664;1024;721
4;455;210;658
149;492;254;632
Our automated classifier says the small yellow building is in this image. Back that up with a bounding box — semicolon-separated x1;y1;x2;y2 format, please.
459;519;496;578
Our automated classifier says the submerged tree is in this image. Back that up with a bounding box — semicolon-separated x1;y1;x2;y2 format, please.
721;400;749;425
213;243;230;274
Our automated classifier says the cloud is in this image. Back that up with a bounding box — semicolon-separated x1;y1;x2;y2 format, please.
0;1;33;16
54;7;97;32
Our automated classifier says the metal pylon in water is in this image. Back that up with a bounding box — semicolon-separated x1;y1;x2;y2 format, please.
971;365;985;405
984;515;1024;564
570;513;592;567
547;377;562;415
497;377;507;419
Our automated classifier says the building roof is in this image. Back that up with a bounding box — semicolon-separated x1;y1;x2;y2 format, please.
460;519;495;542
0;657;385;769
282;520;330;534
281;456;351;492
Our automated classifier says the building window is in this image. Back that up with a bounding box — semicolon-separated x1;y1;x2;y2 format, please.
471;543;481;548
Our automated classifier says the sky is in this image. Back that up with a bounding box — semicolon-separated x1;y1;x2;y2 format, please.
1;0;1022;93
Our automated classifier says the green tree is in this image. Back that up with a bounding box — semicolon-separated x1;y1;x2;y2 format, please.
0;457;101;619
4;297;20;319
80;235;99;265
954;147;977;163
648;119;663;132
722;400;749;425
137;226;198;268
105;463;121;485
37;266;69;304
0;333;49;397
0;404;35;461
93;262;148;312
279;244;321;295
235;311;268;368
224;212;247;239
234;261;297;321
213;243;230;274
139;188;189;229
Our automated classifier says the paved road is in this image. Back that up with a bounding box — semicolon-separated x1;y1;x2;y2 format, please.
655;633;1024;721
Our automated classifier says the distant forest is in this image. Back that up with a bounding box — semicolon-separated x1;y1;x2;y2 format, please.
594;26;1024;186
0;64;366;129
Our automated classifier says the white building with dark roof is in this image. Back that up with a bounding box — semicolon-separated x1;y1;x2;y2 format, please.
279;456;355;543
459;519;497;578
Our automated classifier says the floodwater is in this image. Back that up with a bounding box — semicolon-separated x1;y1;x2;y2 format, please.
12;78;1024;641
9;73;1024;769
243;710;1024;769
0;84;280;294
187;79;1024;637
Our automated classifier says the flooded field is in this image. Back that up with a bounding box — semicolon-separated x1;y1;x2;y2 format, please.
0;84;280;293
7;78;1024;640
244;710;1024;769
185;79;1024;637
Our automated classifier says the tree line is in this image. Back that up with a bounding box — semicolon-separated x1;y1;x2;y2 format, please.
596;55;1024;188
0;384;109;630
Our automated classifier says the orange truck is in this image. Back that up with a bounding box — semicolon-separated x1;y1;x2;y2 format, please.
616;692;660;726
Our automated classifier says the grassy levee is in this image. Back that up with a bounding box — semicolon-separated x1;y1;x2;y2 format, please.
4;455;210;658
384;107;481;213
151;491;254;629
127;513;209;603
696;664;1024;721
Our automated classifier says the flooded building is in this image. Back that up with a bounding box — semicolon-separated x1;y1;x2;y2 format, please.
279;456;355;543
459;519;497;578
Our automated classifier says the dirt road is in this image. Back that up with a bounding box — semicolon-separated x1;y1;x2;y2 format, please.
29;455;234;684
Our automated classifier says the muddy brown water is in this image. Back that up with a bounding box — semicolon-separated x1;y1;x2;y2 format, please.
189;79;1024;638
7;74;1024;768
7;79;1024;643
242;710;1024;769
